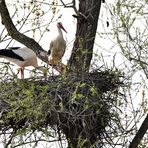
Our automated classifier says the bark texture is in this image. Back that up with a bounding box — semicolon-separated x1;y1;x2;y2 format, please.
0;0;124;148
68;0;102;72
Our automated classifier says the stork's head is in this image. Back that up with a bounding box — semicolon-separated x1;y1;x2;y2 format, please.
57;22;67;33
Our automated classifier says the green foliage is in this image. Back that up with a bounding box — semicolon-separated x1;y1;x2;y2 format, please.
113;0;148;73
0;70;122;147
1;80;53;130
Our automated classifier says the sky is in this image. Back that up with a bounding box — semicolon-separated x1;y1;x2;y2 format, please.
0;0;147;147
0;1;119;147
0;0;77;77
0;0;122;77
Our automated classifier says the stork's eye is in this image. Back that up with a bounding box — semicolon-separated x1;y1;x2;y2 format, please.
58;22;62;26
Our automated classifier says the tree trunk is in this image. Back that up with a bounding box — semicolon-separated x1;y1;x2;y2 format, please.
0;0;106;147
68;0;102;73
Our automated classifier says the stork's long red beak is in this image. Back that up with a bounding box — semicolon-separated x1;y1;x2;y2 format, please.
60;25;67;33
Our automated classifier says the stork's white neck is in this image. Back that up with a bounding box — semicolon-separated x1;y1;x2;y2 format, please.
57;27;63;38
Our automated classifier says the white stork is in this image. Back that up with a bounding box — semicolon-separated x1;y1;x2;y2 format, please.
0;47;44;79
48;22;67;74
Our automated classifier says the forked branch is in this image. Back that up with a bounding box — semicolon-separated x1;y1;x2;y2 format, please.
0;0;48;63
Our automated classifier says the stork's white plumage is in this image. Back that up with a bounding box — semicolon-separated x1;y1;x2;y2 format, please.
0;47;41;79
48;22;67;74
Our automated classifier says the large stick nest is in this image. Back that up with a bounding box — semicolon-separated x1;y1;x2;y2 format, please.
0;70;123;146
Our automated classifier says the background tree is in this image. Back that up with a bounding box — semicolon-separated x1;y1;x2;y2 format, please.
0;0;148;148
112;0;148;147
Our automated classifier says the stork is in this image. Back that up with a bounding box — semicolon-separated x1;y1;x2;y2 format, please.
48;22;67;74
0;47;44;79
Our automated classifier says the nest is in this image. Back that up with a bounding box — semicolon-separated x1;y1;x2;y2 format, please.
0;70;123;147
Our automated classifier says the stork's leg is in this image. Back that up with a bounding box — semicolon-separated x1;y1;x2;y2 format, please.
52;64;65;74
50;63;66;75
51;65;55;76
53;65;60;74
51;65;58;76
20;67;24;79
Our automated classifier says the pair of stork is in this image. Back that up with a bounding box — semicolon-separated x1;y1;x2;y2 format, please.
0;22;67;79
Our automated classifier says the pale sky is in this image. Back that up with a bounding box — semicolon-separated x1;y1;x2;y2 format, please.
0;0;147;147
0;0;119;76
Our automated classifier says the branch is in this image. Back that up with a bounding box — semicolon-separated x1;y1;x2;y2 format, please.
0;70;122;147
72;0;79;15
0;0;48;64
129;114;148;148
60;0;79;15
60;0;87;23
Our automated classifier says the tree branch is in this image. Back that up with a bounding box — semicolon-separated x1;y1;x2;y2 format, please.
0;0;48;64
60;0;79;15
129;114;148;148
0;70;122;147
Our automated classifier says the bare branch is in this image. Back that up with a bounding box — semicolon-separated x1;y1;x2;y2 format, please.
129;114;148;148
0;0;48;64
60;0;79;15
60;0;72;7
0;70;122;148
72;0;79;15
